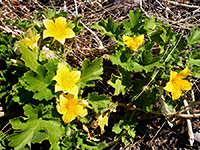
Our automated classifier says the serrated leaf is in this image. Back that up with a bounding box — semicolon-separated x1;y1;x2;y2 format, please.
110;50;134;71
188;49;200;67
93;18;123;42
187;27;200;46
143;61;163;73
42;119;65;149
21;59;58;100
110;51;143;72
141;51;153;65
112;120;124;134
8;117;48;150
108;77;126;95
123;9;144;33
88;92;111;113
79;58;103;88
18;42;39;72
160;25;175;43
143;16;156;33
7;104;64;150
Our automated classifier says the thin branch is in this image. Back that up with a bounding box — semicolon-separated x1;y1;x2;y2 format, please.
74;0;78;16
150;121;166;144
167;0;200;9
183;99;194;146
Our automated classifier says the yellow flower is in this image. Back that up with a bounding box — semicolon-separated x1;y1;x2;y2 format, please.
164;67;192;100
56;94;88;123
123;35;144;51
20;28;40;50
53;63;81;96
43;17;75;45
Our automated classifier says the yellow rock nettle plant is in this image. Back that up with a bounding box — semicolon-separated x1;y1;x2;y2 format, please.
53;63;81;96
56;94;88;123
20;28;40;50
123;35;144;51
53;63;90;123
164;67;192;100
43;16;75;45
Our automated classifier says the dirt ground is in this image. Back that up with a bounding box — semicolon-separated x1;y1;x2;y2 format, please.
1;0;200;149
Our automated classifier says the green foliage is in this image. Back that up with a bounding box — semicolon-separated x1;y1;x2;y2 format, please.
112;120;137;146
123;9;145;34
7;104;64;150
93;18;123;44
88;92;111;113
71;16;84;34
21;58;59;101
187;26;200;46
18;43;39;73
108;75;126;95
2;7;200;150
3;19;33;30
79;58;103;88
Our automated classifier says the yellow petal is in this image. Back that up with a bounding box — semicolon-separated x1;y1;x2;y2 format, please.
43;19;55;31
170;70;178;81
78;100;89;108
53;63;69;83
133;35;144;48
64;28;75;38
67;85;79;96
55;17;67;29
176;67;189;79
55;36;66;45
163;81;174;92
75;105;87;117
43;19;55;38
64;93;76;100
43;30;52;39
171;89;182;100
56;104;67;115
59;94;69;107
62;110;76;123
123;35;133;43
180;80;192;91
54;83;63;92
69;70;81;83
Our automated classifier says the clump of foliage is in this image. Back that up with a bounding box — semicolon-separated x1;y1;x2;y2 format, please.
0;7;200;149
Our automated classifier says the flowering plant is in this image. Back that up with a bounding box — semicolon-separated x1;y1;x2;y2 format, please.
1;7;200;150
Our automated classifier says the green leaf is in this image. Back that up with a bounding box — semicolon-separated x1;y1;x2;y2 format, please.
143;16;156;33
88;92;111;113
112;120;124;134
92;18;123;43
79;58;103;88
187;27;200;46
7;104;64;150
160;25;175;43
110;50;136;72
123;9;144;33
188;49;200;67
43;119;65;149
71;16;84;33
143;60;163;73
18;42;39;72
21;59;59;100
141;51;153;65
3;19;33;30
108;76;126;95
